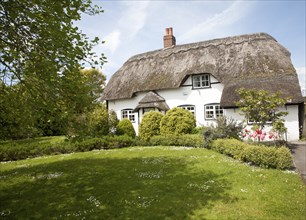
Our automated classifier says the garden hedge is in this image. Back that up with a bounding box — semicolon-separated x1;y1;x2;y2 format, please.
0;135;135;161
211;139;292;170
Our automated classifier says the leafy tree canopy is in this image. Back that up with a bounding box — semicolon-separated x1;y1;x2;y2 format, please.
236;88;288;130
0;0;105;94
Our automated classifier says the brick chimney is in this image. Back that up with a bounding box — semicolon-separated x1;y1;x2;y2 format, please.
163;27;176;48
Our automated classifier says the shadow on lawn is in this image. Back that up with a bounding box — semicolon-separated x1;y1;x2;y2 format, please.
0;156;236;219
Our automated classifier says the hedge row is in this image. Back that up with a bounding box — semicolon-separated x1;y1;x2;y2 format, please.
211;139;292;169
147;134;204;148
0;135;134;161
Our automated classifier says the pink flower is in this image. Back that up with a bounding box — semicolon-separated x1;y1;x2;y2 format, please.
260;134;265;140
242;133;247;137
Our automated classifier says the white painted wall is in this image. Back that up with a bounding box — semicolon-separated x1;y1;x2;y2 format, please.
108;75;300;141
225;105;300;141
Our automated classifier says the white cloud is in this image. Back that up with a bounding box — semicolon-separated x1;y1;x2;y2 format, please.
119;1;150;38
179;1;253;42
103;30;121;54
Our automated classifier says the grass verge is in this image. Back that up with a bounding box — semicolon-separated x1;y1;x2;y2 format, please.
0;146;305;219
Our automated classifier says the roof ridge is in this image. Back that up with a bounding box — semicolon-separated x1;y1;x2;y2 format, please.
127;32;275;63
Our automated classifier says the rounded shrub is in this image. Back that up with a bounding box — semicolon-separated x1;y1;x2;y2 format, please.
139;111;164;141
160;107;196;135
88;105;109;137
116;119;136;138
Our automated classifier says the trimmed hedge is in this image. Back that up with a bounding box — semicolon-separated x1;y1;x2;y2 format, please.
211;139;292;169
0;135;135;161
149;134;204;148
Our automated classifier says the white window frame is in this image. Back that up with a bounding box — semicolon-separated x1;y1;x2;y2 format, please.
192;74;210;89
121;109;135;123
205;104;223;120
178;105;196;116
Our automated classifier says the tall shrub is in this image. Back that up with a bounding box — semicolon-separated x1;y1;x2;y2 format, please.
139;111;164;141
116;119;136;138
160;107;195;135
88;105;109;137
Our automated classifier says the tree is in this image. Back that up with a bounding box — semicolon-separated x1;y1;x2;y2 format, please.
160;107;196;135
0;68;106;140
139;111;164;141
0;0;106;98
236;88;288;141
0;81;40;139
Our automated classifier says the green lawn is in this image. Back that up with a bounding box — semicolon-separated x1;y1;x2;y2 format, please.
0;146;305;219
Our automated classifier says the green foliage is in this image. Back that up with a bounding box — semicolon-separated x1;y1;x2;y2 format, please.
108;110;119;135
270;119;287;141
0;82;41;140
116;119;136;138
88;105;109;137
67;105;119;139
160;107;195;135
0;0;105;92
149;134;204;148
203;116;244;147
139;111;164;141
211;139;292;169
0;136;135;161
0;68;107;141
0;0;107;140
236;88;288;130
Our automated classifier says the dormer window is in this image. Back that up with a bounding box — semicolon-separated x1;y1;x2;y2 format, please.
192;74;210;89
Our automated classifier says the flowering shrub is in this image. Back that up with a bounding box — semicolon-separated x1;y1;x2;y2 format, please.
241;123;286;143
242;128;267;141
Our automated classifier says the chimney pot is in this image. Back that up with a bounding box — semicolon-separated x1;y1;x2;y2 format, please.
165;28;169;35
163;27;176;48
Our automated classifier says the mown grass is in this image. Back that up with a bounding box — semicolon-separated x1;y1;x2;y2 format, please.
0;146;305;219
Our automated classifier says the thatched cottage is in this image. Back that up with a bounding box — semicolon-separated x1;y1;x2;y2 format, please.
103;28;304;141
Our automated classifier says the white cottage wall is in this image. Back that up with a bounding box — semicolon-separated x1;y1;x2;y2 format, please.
108;75;223;135
108;75;300;140
225;105;300;141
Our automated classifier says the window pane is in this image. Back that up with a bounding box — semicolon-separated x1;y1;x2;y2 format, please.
122;109;135;123
193;74;210;88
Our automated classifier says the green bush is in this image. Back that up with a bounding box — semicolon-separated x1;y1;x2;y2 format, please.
116;119;136;138
0;136;135;161
211;138;247;158
160;107;195;135
203;116;244;147
88;105;110;137
211;139;292;169
149;134;204;148
139;111;164;141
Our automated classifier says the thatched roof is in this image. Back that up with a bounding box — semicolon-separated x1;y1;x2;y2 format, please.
103;32;303;106
133;91;169;112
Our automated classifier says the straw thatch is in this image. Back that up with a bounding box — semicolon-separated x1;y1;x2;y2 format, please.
133;91;169;112
103;32;303;106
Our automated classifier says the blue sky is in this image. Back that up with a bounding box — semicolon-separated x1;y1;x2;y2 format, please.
77;0;306;92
